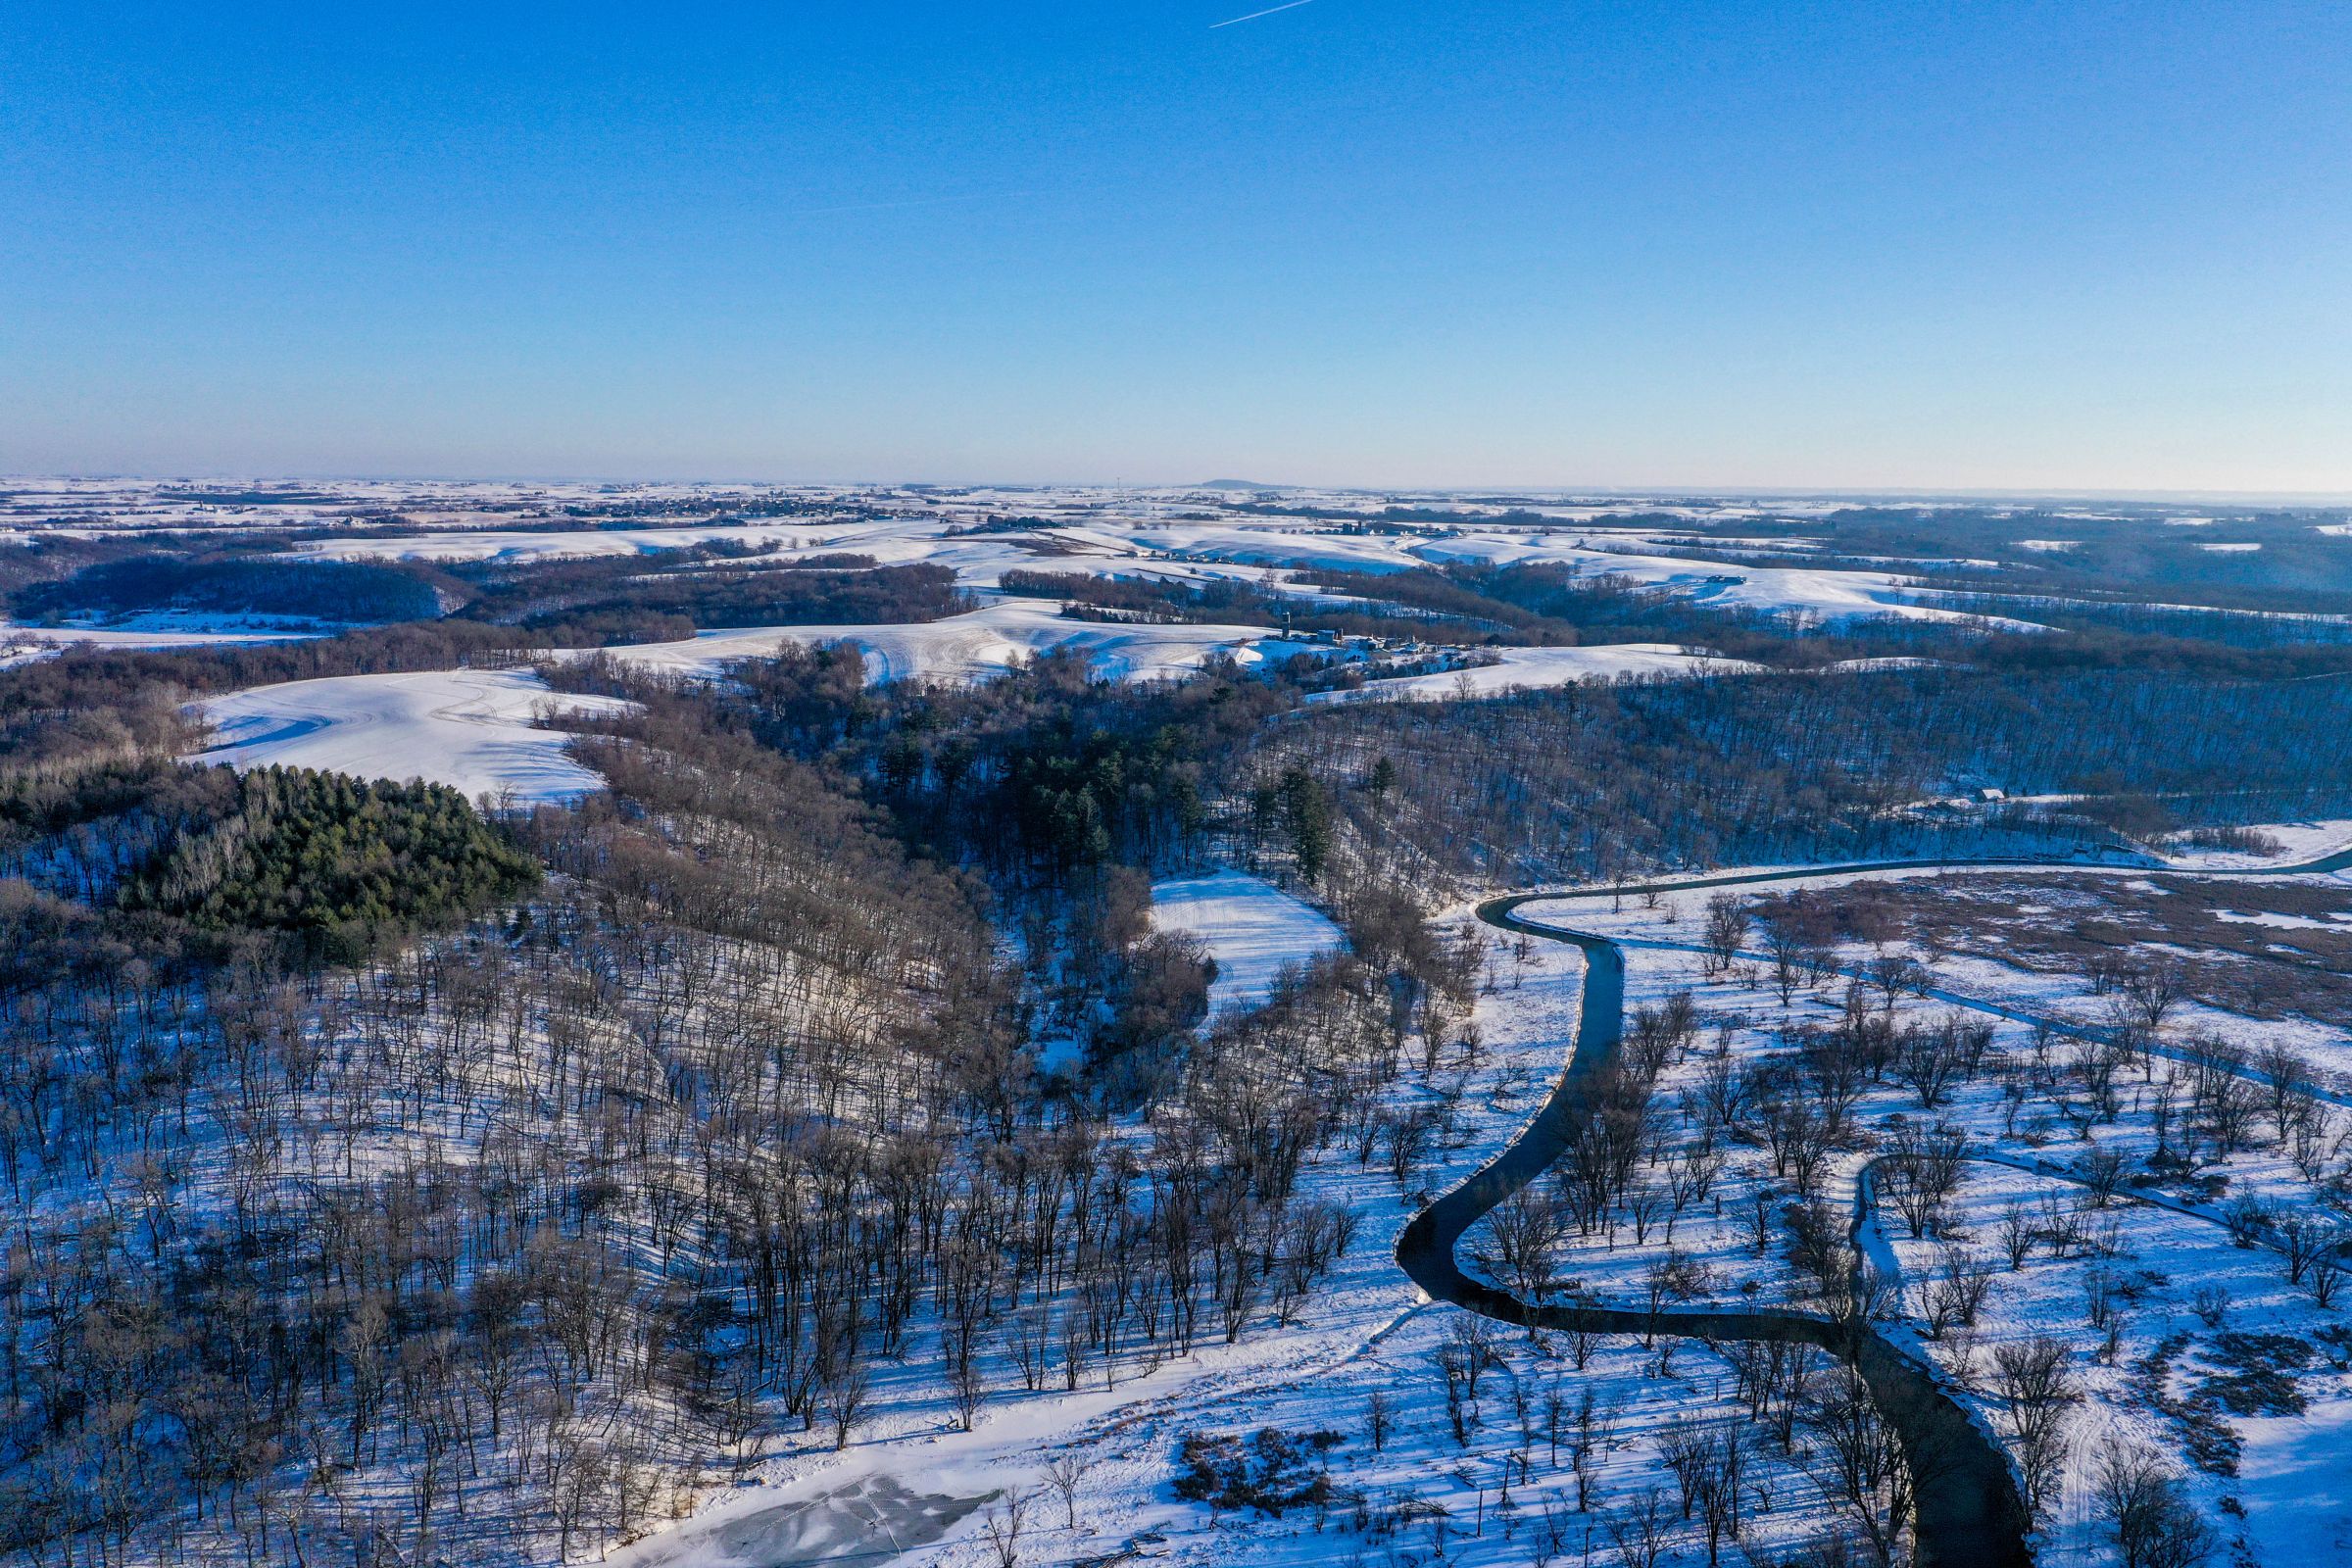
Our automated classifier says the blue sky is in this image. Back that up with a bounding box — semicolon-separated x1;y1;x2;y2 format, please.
3;1;2347;490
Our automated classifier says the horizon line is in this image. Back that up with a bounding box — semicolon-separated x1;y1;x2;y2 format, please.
9;470;2352;509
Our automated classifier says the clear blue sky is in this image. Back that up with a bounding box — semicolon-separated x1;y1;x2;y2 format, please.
4;2;2347;491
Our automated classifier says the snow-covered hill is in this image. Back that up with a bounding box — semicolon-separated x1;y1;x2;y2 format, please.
189;667;636;804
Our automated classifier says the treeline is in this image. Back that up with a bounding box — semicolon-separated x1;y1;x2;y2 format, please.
13;555;441;626
573;598;2352;905
1000;567;1283;625
1800;505;2352;612
997;567;1485;647
0;622;562;748
0;628;548;978
396;548;969;643
999;564;1845;662
515;561;966;642
1312;564;1926;666
0;550;969;731
1006;560;2352;680
550;494;861;522
1913;596;2352;656
1250;664;2352;887
1311;564;2352;677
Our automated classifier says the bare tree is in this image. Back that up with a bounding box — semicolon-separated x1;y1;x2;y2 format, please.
1807;1364;1912;1567
1568;1386;1621;1511
2120;958;2188;1041
1991;1337;2078;1522
980;1489;1029;1568
1040;1454;1091;1533
2094;1443;2217;1568
1701;895;1749;976
1606;1485;1671;1568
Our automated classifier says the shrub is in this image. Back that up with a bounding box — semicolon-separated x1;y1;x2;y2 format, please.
1172;1428;1354;1517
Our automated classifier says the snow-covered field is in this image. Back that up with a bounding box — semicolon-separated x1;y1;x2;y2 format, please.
1150;870;1345;1015
294;522;848;564
1;619;322;654
246;492;2060;629
2156;819;2352;870
188;667;636;805
1309;643;1762;703
1409;535;2034;626
172;603;1315;805
591;600;1303;686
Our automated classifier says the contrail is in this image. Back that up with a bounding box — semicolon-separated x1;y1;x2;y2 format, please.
1210;0;1315;27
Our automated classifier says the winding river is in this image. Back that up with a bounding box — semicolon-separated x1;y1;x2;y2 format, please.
1398;845;2352;1568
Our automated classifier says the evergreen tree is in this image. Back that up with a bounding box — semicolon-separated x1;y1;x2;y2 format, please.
1278;766;1333;882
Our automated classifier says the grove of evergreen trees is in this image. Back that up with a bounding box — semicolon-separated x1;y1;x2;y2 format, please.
123;766;539;962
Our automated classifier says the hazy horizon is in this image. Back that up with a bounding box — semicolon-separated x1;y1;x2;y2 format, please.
15;471;2352;509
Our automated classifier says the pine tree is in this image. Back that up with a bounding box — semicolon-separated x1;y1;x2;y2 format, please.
1278;766;1333;882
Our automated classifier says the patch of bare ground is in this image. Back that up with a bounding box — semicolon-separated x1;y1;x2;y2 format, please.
1759;873;2352;1026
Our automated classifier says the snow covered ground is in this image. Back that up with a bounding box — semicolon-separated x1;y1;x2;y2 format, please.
2155;819;2352;870
0;619;322;653
2235;1396;2352;1560
272;501;2047;629
294;522;848;564
1890;1161;2352;1565
187;667;636;805
1307;643;1761;703
1406;535;2039;627
610;921;1853;1568
1512;860;2352;1567
1150;870;1345;1016
291;519;1054;582
591;600;1302;686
